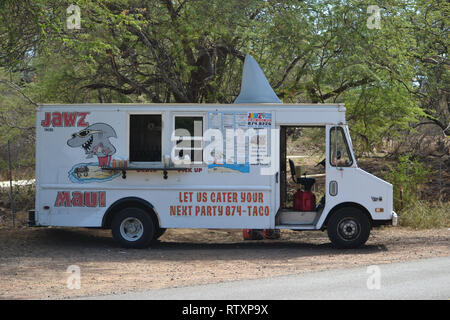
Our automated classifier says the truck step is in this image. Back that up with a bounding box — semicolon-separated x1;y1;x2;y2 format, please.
276;209;317;225
275;224;316;230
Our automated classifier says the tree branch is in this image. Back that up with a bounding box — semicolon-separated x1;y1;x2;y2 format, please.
320;78;372;101
274;56;303;89
0;79;37;106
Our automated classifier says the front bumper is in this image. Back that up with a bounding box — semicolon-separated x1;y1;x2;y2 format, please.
392;211;398;226
372;211;398;227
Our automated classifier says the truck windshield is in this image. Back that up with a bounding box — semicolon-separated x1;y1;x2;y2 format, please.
330;126;353;167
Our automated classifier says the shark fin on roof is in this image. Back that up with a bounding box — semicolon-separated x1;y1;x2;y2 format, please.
234;54;282;104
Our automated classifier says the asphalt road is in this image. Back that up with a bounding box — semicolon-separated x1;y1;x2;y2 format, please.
88;256;450;300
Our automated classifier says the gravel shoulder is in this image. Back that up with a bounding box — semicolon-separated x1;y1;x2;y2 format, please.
0;226;449;299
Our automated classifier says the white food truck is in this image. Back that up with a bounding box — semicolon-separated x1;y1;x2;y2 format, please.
30;55;397;248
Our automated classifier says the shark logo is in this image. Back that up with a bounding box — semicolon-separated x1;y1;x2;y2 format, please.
67;123;117;167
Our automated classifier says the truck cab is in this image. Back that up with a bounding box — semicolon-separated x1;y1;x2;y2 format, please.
275;122;396;248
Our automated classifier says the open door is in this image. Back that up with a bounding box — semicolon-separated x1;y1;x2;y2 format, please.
277;126;326;226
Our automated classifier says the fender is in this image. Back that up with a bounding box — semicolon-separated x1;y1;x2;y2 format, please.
318;201;372;230
102;197;161;229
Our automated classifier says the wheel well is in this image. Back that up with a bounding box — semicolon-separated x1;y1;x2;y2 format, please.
102;197;160;229
323;202;372;229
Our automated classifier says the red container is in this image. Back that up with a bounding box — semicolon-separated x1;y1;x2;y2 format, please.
294;190;316;211
300;191;316;211
243;229;263;240
294;190;303;211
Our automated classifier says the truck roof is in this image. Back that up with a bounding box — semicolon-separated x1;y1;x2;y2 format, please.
37;103;347;125
38;103;344;110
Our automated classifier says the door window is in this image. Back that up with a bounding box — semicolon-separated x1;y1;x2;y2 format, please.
329;126;353;167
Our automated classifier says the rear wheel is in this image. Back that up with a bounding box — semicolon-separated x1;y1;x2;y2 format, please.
327;207;371;249
112;207;154;248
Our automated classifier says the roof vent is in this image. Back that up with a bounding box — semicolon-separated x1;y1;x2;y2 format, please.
234;54;282;104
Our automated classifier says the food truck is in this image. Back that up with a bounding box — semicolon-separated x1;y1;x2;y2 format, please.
30;55;397;248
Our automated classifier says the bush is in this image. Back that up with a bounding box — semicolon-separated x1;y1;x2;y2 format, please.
0;183;35;212
385;154;431;210
398;200;450;229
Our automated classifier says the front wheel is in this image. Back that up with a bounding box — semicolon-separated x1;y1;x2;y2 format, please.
154;227;167;240
111;207;154;248
327;207;371;249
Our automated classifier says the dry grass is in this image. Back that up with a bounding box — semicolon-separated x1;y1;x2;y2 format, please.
398;200;450;229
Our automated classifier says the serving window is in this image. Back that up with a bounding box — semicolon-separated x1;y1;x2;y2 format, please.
129;114;162;162
173;116;203;164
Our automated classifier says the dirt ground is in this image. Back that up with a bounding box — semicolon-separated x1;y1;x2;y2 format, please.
0;222;448;299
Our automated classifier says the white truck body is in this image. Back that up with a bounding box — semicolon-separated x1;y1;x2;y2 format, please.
32;103;396;247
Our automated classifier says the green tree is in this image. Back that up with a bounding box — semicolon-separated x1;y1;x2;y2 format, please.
0;0;446;155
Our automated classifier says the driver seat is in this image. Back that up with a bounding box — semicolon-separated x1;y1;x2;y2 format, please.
288;159;315;191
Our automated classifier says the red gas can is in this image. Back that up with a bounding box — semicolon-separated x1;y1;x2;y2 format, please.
294;190;303;211
294;190;316;211
300;191;316;211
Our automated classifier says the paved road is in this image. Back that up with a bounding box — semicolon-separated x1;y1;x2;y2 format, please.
88;256;450;300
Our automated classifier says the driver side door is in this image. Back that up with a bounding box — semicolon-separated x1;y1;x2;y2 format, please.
324;125;356;211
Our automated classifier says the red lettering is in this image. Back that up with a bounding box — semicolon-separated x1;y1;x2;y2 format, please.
71;192;84;207
77;112;89;127
55;192;71;207
259;206;264;216
63;112;77;127
41;112;51;127
99;192;106;207
179;192;192;203
84;192;98;207
52;112;62;127
55;191;105;208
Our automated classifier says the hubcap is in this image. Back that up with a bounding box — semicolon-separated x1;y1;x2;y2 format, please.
338;218;360;240
120;217;144;242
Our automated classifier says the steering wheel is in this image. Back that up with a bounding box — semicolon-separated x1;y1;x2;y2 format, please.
315;158;326;167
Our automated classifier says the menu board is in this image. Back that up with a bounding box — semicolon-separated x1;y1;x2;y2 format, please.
207;111;272;173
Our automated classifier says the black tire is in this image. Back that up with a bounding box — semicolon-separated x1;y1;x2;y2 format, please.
327;207;371;249
111;207;154;248
154;227;167;240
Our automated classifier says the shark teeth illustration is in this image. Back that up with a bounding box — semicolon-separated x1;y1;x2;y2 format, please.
82;135;93;151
